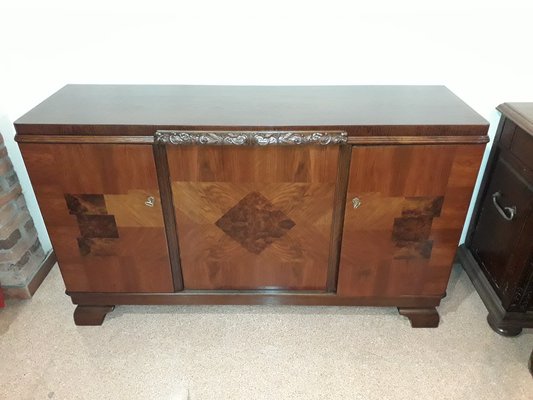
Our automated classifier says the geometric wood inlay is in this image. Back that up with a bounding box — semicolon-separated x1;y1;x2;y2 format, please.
338;144;486;298
20;143;174;293
65;194;108;215
215;191;295;254
65;193;119;256
392;216;433;242
167;145;339;290
392;196;444;260
76;214;119;239
402;196;444;218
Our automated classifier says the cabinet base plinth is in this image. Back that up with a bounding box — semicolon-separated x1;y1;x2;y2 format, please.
398;307;440;328
74;305;115;326
69;292;444;327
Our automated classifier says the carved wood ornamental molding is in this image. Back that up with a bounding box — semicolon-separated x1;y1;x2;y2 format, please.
154;130;348;146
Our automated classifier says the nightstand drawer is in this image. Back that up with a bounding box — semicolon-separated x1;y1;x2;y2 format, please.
509;126;533;171
499;119;516;149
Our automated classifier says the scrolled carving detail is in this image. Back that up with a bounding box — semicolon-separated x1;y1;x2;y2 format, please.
508;257;533;312
154;130;347;146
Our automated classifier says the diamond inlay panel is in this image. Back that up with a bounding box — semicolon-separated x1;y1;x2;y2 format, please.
168;145;339;290
215;191;295;254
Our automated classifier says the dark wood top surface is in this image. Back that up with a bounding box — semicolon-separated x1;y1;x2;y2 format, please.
497;103;533;137
15;85;488;136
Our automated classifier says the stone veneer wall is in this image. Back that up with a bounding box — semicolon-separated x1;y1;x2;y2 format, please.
0;134;47;294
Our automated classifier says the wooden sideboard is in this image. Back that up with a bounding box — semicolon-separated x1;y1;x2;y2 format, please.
458;102;533;336
14;85;489;326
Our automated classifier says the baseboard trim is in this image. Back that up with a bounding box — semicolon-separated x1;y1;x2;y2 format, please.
2;251;57;299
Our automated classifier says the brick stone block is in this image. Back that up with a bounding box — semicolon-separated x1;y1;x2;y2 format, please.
0;137;49;294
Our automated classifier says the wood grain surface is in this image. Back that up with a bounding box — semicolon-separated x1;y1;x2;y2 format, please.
460;105;533;334
167;145;339;290
497;102;533;137
338;144;485;297
18;143;174;292
470;157;533;310
14;85;488;136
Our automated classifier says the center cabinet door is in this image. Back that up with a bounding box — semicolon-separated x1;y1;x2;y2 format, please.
167;146;339;290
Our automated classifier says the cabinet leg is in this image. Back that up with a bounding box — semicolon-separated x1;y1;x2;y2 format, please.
73;305;115;326
398;307;440;328
486;313;522;337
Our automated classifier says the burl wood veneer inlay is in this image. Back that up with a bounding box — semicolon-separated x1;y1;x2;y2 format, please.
338;145;485;298
18;143;174;293
215;191;296;255
13;85;490;327
168;145;339;290
392;196;444;260
65;194;108;215
65;194;119;256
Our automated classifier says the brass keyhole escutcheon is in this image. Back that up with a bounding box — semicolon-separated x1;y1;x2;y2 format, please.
145;196;155;207
352;197;362;209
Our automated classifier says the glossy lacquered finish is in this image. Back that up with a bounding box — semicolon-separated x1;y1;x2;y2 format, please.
15;85;487;136
460;102;533;336
168;145;339;290
18;144;174;293
15;85;489;327
339;145;485;298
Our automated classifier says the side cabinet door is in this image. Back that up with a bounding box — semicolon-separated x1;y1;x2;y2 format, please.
338;144;484;297
20;144;174;293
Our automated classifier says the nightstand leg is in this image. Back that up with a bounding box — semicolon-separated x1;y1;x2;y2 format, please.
486;313;522;337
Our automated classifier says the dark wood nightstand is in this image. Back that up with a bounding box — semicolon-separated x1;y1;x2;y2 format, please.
458;103;533;336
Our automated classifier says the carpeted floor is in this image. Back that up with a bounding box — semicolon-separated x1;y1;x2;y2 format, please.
1;263;531;399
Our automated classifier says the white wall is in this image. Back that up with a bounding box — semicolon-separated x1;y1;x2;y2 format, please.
1;0;532;248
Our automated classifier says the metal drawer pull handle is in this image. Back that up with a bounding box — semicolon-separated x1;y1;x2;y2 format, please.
352;197;362;209
492;192;516;221
145;196;155;207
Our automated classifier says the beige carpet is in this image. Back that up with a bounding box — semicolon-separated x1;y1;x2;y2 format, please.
1;264;531;400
